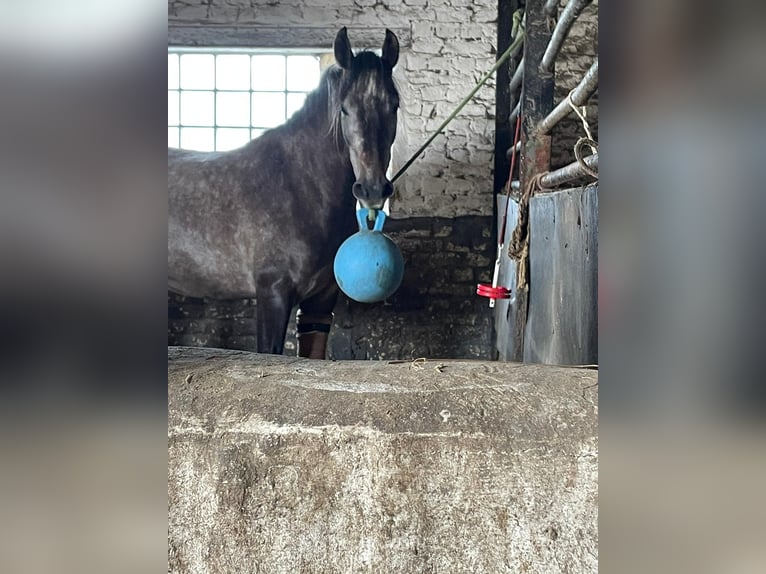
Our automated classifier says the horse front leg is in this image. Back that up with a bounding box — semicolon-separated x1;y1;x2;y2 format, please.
297;285;340;359
255;276;294;355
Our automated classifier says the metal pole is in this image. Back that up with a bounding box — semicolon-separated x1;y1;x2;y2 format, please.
539;0;592;73
544;0;560;16
507;59;597;160
537;58;598;135
538;152;598;188
509;56;525;96
509;101;521;124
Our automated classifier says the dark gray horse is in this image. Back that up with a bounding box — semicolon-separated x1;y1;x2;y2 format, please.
168;28;400;358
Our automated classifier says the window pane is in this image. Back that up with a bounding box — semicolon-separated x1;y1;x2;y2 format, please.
251;92;285;128
216;92;250;127
286;92;307;119
168;90;179;126
180;127;215;151
180;54;215;90
216;55;250;90
180;91;214;126
286;55;320;91
168;54;179;89
168;127;179;148
216;128;251;151
251;55;285;91
251;128;266;139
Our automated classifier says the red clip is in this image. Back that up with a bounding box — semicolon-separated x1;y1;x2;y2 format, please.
476;283;511;300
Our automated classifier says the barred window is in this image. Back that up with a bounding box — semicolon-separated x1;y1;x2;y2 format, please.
168;49;323;152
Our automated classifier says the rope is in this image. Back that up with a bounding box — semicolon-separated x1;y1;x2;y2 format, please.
574;137;599;178
498;113;523;246
391;26;526;183
508;172;545;290
567;91;599;179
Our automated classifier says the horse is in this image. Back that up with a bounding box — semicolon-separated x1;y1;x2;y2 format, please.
168;28;400;359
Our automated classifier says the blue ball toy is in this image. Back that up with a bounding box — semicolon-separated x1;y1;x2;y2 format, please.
334;209;404;303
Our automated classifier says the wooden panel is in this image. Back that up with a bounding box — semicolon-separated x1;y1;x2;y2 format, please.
494;195;520;361
523;185;598;365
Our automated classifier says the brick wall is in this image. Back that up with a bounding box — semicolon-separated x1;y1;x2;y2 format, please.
168;216;496;359
169;0;499;218
168;1;598;359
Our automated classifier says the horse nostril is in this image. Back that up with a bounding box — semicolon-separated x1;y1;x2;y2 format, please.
352;182;367;199
383;182;394;198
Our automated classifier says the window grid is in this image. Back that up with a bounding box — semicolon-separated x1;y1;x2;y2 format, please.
169;50;323;152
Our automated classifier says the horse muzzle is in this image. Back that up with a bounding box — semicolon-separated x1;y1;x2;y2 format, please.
352;180;394;209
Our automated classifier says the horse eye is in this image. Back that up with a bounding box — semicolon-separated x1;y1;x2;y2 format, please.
340;105;348;116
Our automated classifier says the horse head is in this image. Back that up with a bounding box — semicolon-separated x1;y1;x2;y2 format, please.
333;27;400;210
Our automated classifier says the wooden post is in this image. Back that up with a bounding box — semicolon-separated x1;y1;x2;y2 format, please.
507;0;554;362
493;0;521;201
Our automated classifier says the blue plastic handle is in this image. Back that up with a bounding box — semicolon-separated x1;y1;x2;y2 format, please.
356;209;387;232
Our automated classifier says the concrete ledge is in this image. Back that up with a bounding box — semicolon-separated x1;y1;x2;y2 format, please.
168;347;598;573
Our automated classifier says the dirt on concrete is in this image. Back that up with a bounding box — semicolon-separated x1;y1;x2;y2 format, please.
168;347;598;573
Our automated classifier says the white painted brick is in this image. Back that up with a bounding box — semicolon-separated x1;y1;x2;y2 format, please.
173;4;209;21
302;6;342;22
170;0;598;218
419;85;449;102
434;24;460;39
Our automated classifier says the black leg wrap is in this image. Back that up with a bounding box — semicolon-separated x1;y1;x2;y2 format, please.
296;311;333;359
297;323;332;334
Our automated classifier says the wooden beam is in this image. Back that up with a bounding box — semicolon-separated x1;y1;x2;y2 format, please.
168;26;412;50
508;0;555;362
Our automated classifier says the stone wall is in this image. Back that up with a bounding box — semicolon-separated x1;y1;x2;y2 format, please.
168;216;495;360
167;1;598;358
168;347;599;573
168;0;499;218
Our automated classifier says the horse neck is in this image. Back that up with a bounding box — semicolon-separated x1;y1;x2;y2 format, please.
287;72;355;200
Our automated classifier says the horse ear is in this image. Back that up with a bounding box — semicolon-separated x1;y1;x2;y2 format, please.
381;29;399;69
334;27;353;69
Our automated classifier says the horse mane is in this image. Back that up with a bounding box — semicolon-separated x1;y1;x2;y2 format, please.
285;51;399;153
283;65;343;151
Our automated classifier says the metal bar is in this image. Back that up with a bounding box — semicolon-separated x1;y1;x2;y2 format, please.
537;58;598;135
507;57;597;159
507;152;598;190
539;0;592;73
544;0;559;16
509;56;525;97
539;152;598;188
509;101;521;124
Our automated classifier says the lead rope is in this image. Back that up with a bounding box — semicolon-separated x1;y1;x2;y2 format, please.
391;24;525;183
386;11;526;307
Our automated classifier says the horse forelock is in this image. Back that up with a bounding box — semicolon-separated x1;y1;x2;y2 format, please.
330;53;399;144
341;51;398;106
288;52;398;155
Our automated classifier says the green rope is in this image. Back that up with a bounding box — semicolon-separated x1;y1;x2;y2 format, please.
391;28;526;183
